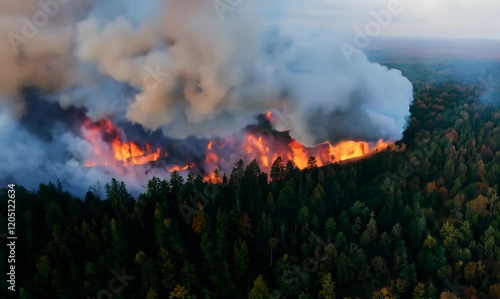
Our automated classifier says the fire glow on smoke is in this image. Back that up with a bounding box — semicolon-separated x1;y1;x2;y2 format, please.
81;111;391;183
0;0;414;196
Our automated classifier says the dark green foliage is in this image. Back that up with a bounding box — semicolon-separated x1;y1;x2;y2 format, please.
1;70;500;299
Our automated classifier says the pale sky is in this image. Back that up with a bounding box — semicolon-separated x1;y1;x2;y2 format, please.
245;0;500;40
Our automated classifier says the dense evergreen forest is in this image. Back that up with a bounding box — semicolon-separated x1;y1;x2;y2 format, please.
1;67;500;299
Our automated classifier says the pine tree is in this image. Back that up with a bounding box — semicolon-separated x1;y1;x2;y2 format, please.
324;217;337;240
146;288;158;299
307;156;318;168
239;212;254;238
19;287;31;299
169;285;189;299
249;275;271;299
233;240;250;280
318;273;336;299
412;282;425;299
192;209;204;235
270;156;285;182
439;291;459;299
367;211;379;241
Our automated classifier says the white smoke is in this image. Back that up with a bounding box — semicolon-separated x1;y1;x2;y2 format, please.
0;0;414;194
69;0;412;145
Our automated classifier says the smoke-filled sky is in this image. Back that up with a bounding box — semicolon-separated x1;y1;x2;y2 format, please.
1;0;494;195
1;0;414;142
252;0;500;40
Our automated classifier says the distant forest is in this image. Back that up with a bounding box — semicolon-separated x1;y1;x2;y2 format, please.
1;65;500;299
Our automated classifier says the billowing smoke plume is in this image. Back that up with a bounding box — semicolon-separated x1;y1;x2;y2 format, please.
0;0;413;195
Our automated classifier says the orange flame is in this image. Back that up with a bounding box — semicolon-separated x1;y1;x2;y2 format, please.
289;140;310;169
326;139;390;162
265;110;272;120
112;141;161;165
167;163;195;172
203;132;391;176
82;118;161;167
204;171;223;184
82;117;392;179
206;152;218;163
241;134;271;166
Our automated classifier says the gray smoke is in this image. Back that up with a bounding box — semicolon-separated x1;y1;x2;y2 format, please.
0;0;414;195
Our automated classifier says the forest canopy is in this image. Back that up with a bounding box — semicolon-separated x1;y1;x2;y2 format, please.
1;67;500;299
